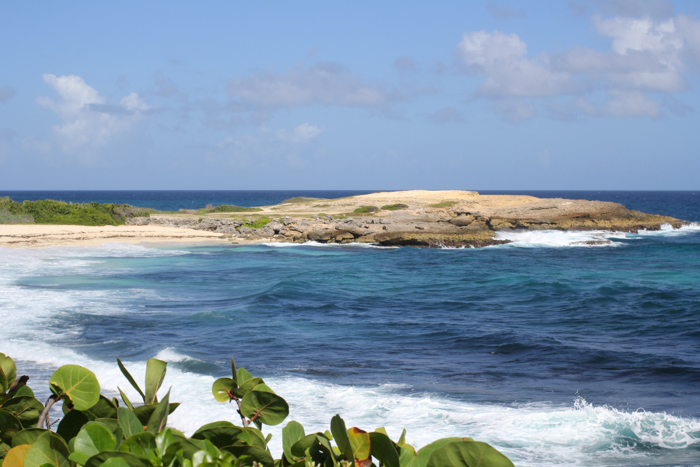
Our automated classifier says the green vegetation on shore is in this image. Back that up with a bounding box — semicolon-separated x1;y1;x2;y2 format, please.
199;204;263;213
0;352;513;467
381;204;409;211
354;205;379;214
0;197;154;226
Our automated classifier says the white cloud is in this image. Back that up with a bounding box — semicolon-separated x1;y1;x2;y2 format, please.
275;123;323;144
36;74;149;154
605;90;662;117
456;30;572;97
228;62;388;108
457;7;700;121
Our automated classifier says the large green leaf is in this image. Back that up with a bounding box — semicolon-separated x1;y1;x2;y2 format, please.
119;431;157;462
415;438;468;467
0;353;16;389
69;423;117;466
116;358;145;403
118;407;144;439
48;365;100;411
84;395;118;419
2;396;43;428
233;377;263;399
230;357;238;385
0;368;6;395
282;420;305;463
236;368;253;385
290;433;322;458
85;451;148;467
370;431;400;467
236;427;267;449
56;409;92;443
425;440;514;467
222;444;274;467
132;402;179;426
145;390;170;434
211;377;237;402
23;431;70;467
144;359;167;405
240;390;289;426
347;427;371;462
0;408;22;444
330;415;351;460
12;428;49;447
190;424;243;449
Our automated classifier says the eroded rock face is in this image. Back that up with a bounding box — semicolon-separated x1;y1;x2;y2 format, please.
125;191;687;248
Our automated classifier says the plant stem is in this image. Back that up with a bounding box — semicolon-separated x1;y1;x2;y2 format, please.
37;394;58;429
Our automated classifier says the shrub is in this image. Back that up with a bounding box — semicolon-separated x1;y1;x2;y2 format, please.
205;205;263;213
353;206;379;214
381;204;409;211
428;201;457;208
0;197;155;226
282;197;324;204
0;352;514;467
241;218;272;229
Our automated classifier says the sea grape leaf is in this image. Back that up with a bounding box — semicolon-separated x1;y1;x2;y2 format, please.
69;423;117;466
190;425;243;449
237;427;267;449
230;357;238;385
0;353;16;388
118;388;134;411
416;438;464;467
0;368;6;395
240;390;289;426
144;358;167;405
15;385;34;398
48;365;100;411
4;444;32;466
119;431;157;462
145;390;170;434
118;407;144;439
0;408;22;444
236;368;253;385
12;428;49;447
347;427;371;462
233;377;263;399
85;451;149;467
290;433;322;458
211;377;237;402
56;409;92;443
252;382;274;394
23;431;70;467
370;431;400;467
2;396;43;428
222;445;274;467
425;440;514;467
330;415;351;460
132;402;179;426
282;420;305;462
84;395;118;419
116;358;145;403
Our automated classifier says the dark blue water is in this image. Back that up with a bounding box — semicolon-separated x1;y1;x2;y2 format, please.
1;191;699;466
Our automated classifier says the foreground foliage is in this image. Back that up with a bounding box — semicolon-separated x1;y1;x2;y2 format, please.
0;353;513;466
0;197;153;226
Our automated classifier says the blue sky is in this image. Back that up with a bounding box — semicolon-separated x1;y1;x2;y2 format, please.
1;0;699;190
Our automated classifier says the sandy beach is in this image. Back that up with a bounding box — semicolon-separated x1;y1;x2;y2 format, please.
0;224;238;249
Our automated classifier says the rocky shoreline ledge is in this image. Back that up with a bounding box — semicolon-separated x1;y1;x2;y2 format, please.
126;190;686;248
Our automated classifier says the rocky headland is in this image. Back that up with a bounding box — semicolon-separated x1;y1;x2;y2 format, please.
126;190;686;248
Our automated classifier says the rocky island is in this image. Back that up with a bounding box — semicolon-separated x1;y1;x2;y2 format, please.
125;190;685;248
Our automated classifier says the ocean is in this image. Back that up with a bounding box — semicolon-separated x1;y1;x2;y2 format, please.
1;190;699;466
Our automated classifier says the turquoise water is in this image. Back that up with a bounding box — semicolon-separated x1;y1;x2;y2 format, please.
1;191;699;466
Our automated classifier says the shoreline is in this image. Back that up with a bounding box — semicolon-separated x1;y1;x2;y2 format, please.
1;190;688;249
0;224;257;249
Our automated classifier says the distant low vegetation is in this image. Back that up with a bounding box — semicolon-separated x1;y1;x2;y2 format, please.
0;197;154;226
354;205;379;214
428;201;457;208
283;197;325;204
201;204;263;213
381;203;409;211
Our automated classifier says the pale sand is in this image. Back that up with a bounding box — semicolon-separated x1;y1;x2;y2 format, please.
0;224;242;249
